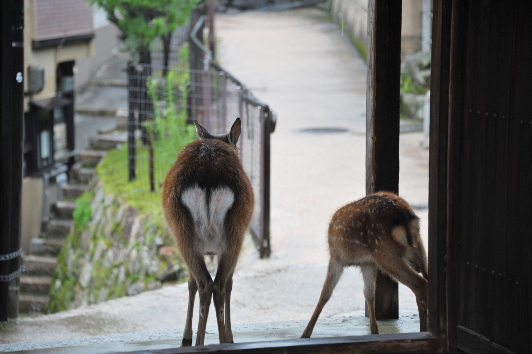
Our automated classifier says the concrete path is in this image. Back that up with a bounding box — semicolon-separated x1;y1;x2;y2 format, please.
0;7;429;352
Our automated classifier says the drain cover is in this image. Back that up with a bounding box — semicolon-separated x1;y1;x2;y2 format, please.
297;127;349;134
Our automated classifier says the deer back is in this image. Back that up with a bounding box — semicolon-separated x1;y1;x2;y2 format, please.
162;125;254;256
327;192;422;265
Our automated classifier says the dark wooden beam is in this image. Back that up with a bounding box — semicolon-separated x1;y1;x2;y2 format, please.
207;0;215;59
0;0;24;322
112;333;445;354
446;0;469;351
428;0;452;339
365;0;402;320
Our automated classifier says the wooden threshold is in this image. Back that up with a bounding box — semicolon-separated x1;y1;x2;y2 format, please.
114;332;444;354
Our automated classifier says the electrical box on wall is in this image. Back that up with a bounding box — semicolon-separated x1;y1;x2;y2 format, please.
27;65;44;94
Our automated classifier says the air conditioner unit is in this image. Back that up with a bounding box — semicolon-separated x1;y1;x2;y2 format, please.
27;65;44;94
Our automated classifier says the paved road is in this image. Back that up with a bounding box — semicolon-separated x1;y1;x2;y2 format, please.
0;6;429;351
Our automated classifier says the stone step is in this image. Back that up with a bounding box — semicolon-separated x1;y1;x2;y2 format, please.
116;108;128;130
44;218;72;237
78;149;107;167
89;132;127;150
20;275;52;295
51;200;76;219
62;183;88;199
22;255;57;276
19;294;49;313
75;106;117;116
29;237;64;257
70;161;95;184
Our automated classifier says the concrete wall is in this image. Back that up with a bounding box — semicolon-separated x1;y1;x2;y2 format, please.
20;178;44;253
330;0;423;56
74;22;121;91
330;0;368;53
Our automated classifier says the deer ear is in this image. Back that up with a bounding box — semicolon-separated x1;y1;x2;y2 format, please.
194;120;210;139
229;118;242;146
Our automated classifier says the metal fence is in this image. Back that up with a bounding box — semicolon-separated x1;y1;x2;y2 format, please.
126;16;275;258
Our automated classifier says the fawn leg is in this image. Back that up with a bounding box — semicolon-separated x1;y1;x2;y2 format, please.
301;260;344;338
181;277;198;346
375;251;428;332
360;263;379;334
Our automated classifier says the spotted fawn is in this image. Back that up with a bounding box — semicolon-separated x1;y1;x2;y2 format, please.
301;192;428;337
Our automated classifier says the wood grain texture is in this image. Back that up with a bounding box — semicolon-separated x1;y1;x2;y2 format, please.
365;0;402;320
115;333;444;354
428;0;452;339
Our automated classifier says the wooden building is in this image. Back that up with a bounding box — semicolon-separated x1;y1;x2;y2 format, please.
363;0;531;352
364;0;531;352
430;0;531;352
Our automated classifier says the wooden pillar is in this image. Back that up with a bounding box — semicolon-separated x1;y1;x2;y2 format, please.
428;0;452;337
446;0;468;349
0;0;24;322
188;6;205;125
207;0;215;59
365;0;402;320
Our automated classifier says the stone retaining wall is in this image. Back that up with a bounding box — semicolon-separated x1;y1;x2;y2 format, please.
48;179;186;313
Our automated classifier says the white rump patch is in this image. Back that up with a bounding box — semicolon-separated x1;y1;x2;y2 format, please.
391;225;408;246
181;185;234;253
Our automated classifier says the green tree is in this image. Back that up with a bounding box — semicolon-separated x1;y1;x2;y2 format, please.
88;0;200;65
88;0;200;144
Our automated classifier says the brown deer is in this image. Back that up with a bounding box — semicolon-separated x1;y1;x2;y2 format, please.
301;192;428;337
162;118;254;346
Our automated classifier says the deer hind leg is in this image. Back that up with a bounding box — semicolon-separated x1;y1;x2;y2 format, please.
224;275;234;343
301;259;344;338
409;246;429;281
212;251;239;344
407;218;428;281
182;277;198;346
360;263;379;334
374;248;428;332
183;253;213;346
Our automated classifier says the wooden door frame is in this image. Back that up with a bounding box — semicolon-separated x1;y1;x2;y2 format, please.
14;0;454;352
428;0;452;343
109;0;451;351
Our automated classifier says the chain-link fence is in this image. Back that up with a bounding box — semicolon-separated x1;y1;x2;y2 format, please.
126;15;275;258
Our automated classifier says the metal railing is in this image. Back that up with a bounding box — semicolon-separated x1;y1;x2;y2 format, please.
126;14;275;258
190;14;275;258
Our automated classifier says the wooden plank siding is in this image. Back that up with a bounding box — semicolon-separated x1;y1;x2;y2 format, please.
446;0;468;349
447;0;531;353
505;0;532;351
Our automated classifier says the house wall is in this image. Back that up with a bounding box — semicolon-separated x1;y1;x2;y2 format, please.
21;0;94;252
23;0;94;109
